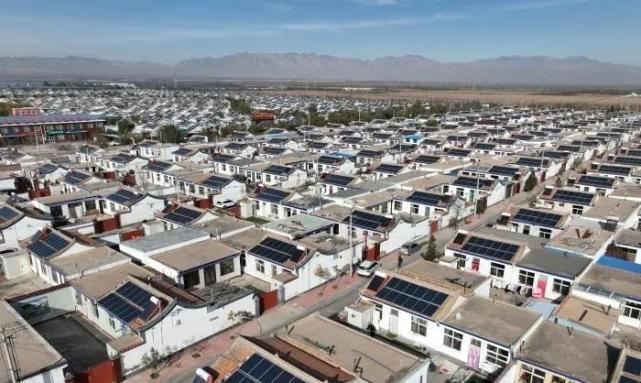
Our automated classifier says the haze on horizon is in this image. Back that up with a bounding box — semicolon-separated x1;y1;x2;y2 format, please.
1;0;640;66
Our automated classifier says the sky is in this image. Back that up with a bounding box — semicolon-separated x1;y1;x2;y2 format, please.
1;0;640;65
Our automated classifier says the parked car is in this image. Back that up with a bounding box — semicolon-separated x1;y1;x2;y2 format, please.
356;260;380;277
215;199;236;208
400;241;423;256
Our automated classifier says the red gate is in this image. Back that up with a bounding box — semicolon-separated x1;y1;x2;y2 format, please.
259;290;279;313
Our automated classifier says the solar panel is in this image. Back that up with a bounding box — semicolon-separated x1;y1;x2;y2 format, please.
375;277;449;319
488;166;520;177
98;282;159;324
225;353;306;383
627;149;641;157
461;236;520;262
496;139;516;145
173;148;192;156
598;165;632;176
452;232;467;245
317;155;342;165
111;153;134;163
147;161;172;172
367;275;385;291
512;208;563;228
249;237;305;265
577;175;614;188
0;206;19;222
446;148;472;157
39;163;59;174
256;188;290;203
264;165;293;176
624;356;641;375
164;206;203;224
64;171;90;185
342;210;393;230
201;175;231;189
515;157;549;167
376;163;403;174
557;145;581;152
321;173;354;186
474;143;496;150
620;377;641;383
117;282;153;309
43;233;69;251
452;176;494;189
389;144;416;152
27;231;70;258
415;155;441;164
406;191;446;206
98;294;141;323
358;150;382;157
553;190;595;205
615;156;641;166
107;189;139;205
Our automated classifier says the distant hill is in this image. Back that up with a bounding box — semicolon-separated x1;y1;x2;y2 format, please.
1;53;641;86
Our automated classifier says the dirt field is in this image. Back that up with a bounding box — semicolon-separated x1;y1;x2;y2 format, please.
258;88;641;109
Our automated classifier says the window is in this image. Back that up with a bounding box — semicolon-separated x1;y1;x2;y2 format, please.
551;376;567;383
40;260;48;276
256;259;265;274
454;253;466;269
271;204;278;215
411;316;427;336
204;265;216;285
486;344;509;368
519;365;545;383
183;270;200;289
92;303;100;318
51;272;59;284
219;258;235;276
351;227;357;238
189;184;195;193
374;303;382;320
75;291;83;305
411;204;419;214
110;202;116;212
271;265;278;276
623;301;641;320
84;200;96;211
393;200;402;211
523;225;530;235
539;228;552;239
572;205;583;215
443;328;463;350
490;262;505;278
109;316;116;330
198;186;205;196
552;278;571;295
519;270;535;286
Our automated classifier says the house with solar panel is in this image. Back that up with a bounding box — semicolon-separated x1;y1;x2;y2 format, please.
210;153;240;175
251;187;326;220
443;175;506;206
256;146;294;159
135;140;179;161
510;155;563;181
387;143;419;163
304;140;333;154
495;207;568;239
23;162;68;188
157;205;216;229
171;147;209;163
179;173;246;205
391;190;467;230
0;203;51;252
258;164;308;189
354;149;393;167
536;187;598;216
308;154;356;175
372;162;409;180
142;160;183;188
609;348;641;383
318;173;361;195
588;162;638;183
101;187;165;226
60;169;104;193
98;152;148;177
75;144;104;164
221;142;258;158
69;263;256;377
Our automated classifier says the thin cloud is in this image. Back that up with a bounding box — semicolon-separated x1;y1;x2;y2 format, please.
352;0;408;6
280;13;467;32
499;0;592;11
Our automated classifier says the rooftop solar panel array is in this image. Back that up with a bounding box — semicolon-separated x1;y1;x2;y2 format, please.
473;143;496;150
620;377;641;383
597;165;632;176
201;175;231;189
406;191;447;206
106;189;140;205
38;163;59;174
27;232;70;258
577;175;615;188
317;155;343;165
321;173;354;186
375;277;449;318
367;275;385;291
357;149;383;157
512;208;563;228
0;206;20;223
627;149;641;157
98;282;157;324
111;153;134;163
446;148;472;157
461;236;520;262
556;145;581;152
615;156;641;166
264;164;293;176
172;148;192;156
249;237;305;265
376;163;403;174
389;144;416;152
146;161;172;172
515;157;549;168
163;206;203;225
624;356;641;376
452;176;494;189
488;165;520;177
256;188;290;203
552;189;595;205
224;353;306;383
415;155;441;164
64;171;91;185
342;210;393;230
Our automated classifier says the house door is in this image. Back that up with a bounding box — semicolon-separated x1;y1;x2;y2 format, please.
535;276;547;298
389;309;398;335
468;338;481;370
471;258;480;272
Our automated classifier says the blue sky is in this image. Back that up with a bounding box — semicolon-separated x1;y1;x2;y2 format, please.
1;0;640;65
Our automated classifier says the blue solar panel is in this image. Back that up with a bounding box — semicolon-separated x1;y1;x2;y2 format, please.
461;236;520;262
358;150;383;157
615;156;641;166
111;153;134;163
342;210;393;230
98;282;159;324
249;237;305;265
415;155;441;164
447;148;472;157
117;282;153;309
376;163;403;174
107;189;139;205
39;163;59;174
201;175;231;189
225;354;305;383
552;190;595;205
620;377;641;383
515;157;549;167
375;277;449;319
627;149;641;157
474;143;496;150
147;161;172;172
577;175;615;188
598;165;632;176
264;165;292;176
28;231;70;258
321;173;354;186
99;294;141;323
0;206;19;222
624;356;641;375
256;188;290;203
406;191;447;206
43;233;69;251
452;176;494;189
173;148;192;156
317;155;343;165
164;207;203;225
488;166;520;177
512;208;563;228
64;171;90;185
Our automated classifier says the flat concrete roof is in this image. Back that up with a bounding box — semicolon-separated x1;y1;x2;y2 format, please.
0;301;66;383
349;189;410;209
516;248;592;279
555;296;619;334
548;226;613;257
121;226;208;254
48;246;129;277
194;215;253;238
580;263;641;300
614;228;641;248
278;314;426;383
583;197;640;221
0;272;51;300
151;239;238;272
444;296;541;347
71;262;154;300
518;321;618;383
263;214;335;238
400;260;488;295
402;174;456;191
298;232;350;254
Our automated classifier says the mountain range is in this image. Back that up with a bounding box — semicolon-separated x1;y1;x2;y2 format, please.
1;53;641;86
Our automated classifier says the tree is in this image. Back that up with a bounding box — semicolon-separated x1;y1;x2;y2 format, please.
157;124;181;143
0;101;31;116
524;172;538;192
554;176;563;188
423;235;438;262
117;119;135;136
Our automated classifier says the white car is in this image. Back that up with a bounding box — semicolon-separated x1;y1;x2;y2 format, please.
215;199;236;209
356;260;380;277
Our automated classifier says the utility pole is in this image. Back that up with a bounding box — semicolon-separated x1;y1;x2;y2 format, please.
1;328;19;383
349;205;355;276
